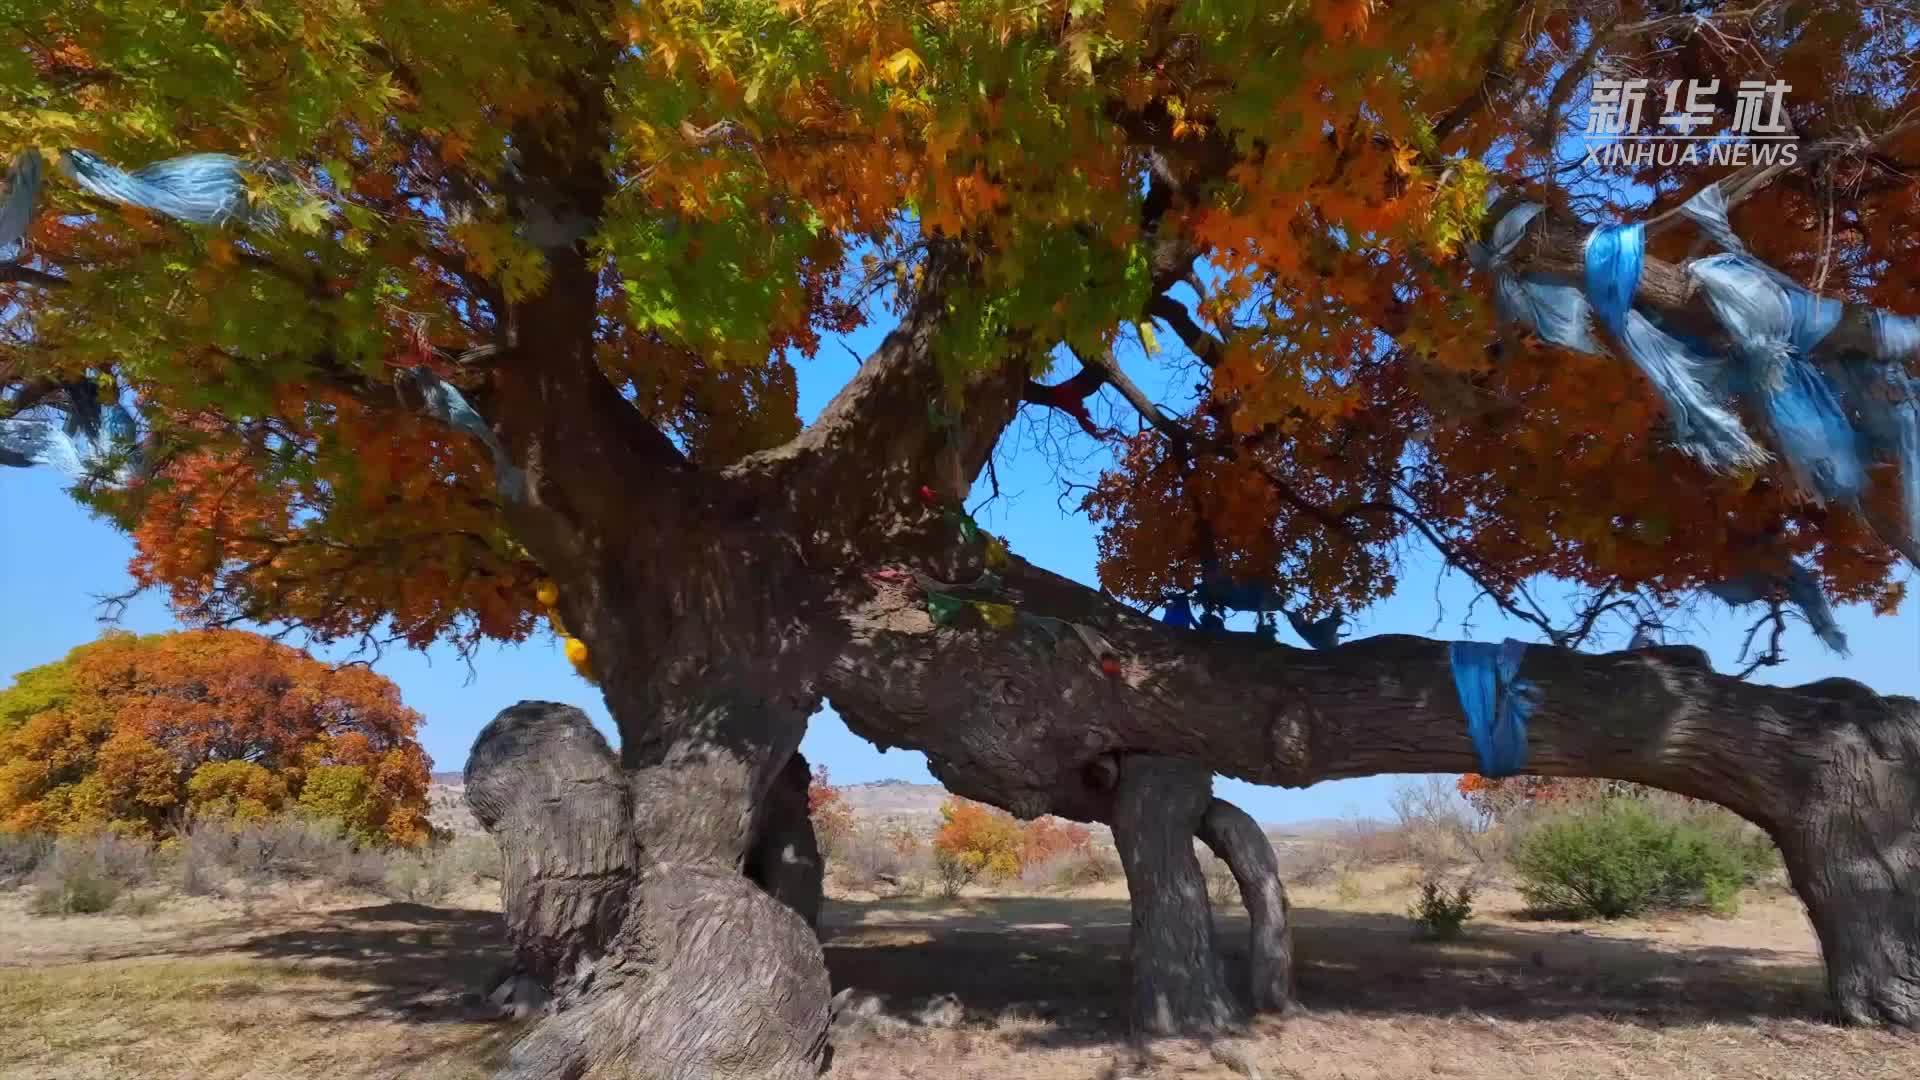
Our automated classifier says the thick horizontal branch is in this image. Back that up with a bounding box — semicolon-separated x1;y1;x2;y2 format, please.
824;556;1914;831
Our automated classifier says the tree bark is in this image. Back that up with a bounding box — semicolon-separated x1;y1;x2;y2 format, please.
825;555;1920;1029
489;675;830;1080
1764;680;1920;1029
1198;797;1294;1014
1111;755;1244;1035
466;701;635;1013
748;750;826;932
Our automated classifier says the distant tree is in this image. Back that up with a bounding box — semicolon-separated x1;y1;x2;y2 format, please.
1458;774;1640;821
0;630;431;845
1019;815;1093;868
932;796;1025;895
805;765;855;859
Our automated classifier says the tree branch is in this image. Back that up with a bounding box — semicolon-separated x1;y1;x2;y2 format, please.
0;264;71;289
1503;126;1920;362
1147;294;1225;369
1432;0;1532;146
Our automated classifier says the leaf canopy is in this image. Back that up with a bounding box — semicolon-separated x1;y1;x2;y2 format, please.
3;0;1916;653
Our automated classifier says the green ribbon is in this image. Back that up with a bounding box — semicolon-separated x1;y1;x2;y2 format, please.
926;591;967;626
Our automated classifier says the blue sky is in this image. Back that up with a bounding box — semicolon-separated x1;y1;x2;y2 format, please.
2;317;1916;824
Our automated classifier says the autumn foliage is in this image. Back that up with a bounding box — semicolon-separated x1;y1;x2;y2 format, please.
2;3;1914;663
0;630;432;846
806;765;856;857
1453;773;1653;822
932;796;1093;894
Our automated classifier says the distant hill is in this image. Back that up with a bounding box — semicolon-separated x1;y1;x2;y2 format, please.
837;780;950;825
427;774;480;837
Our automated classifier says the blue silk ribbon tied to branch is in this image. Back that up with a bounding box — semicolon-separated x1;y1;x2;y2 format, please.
1448;639;1537;778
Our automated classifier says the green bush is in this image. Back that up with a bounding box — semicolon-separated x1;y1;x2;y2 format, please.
1512;798;1769;918
1409;879;1475;939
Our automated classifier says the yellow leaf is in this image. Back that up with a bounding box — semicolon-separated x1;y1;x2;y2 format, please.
286;197;331;236
882;48;924;83
1138;322;1159;355
1064;33;1094;79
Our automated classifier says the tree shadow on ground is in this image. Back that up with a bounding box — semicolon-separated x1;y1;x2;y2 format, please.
216;902;514;1024
821;896;1834;1049
194;895;1832;1053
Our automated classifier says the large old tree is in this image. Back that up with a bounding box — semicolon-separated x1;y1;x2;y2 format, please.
5;1;1920;1075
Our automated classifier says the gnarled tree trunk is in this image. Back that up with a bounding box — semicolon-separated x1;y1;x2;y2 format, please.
467;701;635;1016
1198;797;1293;1013
476;678;833;1080
1763;679;1920;1028
1110;755;1243;1035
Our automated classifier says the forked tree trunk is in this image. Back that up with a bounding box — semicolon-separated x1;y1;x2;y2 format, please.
1111;755;1244;1035
1198;797;1294;1013
476;677;833;1080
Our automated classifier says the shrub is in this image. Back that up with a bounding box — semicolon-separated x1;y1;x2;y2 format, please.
931;849;972;898
837;821;921;891
1409;878;1475;940
383;850;461;903
1512;798;1760;918
0;832;52;887
443;833;503;884
1200;851;1239;907
175;816;387;894
931;797;1023;894
27;833;154;915
31;863;120;914
1333;872;1362;903
1052;845;1121;887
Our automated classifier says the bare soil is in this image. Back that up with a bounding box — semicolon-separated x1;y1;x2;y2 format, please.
1;868;1913;1079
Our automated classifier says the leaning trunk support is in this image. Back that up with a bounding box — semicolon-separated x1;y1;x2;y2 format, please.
1198;797;1294;1014
1111;755;1245;1034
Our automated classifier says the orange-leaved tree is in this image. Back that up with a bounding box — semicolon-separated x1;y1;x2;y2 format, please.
0;630;431;845
931;796;1025;894
1020;815;1094;868
805;764;855;859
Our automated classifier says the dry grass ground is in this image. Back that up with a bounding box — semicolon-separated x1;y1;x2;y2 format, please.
2;867;1914;1079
